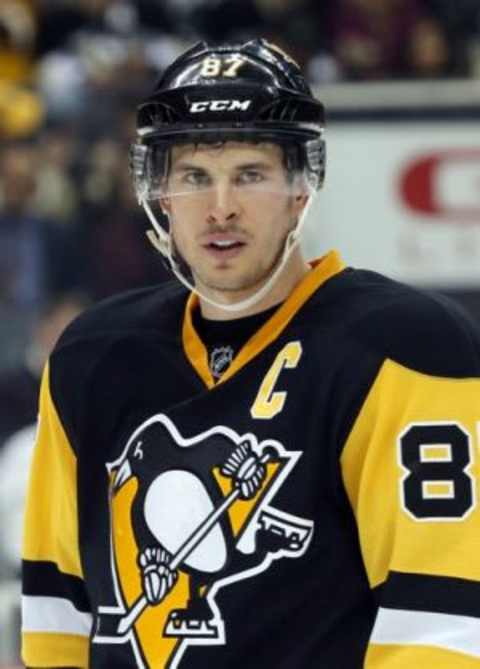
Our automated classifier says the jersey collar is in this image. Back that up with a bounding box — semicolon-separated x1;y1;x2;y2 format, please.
182;249;345;388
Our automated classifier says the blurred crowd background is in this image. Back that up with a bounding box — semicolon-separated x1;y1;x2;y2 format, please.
1;0;480;664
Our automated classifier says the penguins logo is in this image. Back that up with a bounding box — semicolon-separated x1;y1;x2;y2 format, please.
94;414;314;668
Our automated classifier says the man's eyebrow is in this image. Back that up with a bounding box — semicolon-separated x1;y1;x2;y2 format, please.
234;161;273;171
171;162;208;173
171;160;275;173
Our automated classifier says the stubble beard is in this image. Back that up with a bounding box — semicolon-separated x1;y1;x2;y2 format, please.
171;207;296;295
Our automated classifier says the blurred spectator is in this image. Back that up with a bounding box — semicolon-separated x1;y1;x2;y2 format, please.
80;136;124;209
79;151;170;299
0;1;44;141
0;144;45;311
0;292;87;450
0;82;44;140
330;0;453;79
35;0;178;124
0;425;37;579
33;125;79;224
408;16;450;77
0;143;81;365
35;49;87;121
77;36;154;133
424;0;480;75
36;0;154;55
0;0;36;84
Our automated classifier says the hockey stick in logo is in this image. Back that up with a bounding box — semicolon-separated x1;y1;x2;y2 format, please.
95;452;271;639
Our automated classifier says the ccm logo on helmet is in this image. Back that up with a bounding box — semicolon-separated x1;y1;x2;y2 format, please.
190;99;252;113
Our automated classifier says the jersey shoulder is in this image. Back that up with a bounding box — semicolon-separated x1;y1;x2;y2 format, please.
56;280;187;351
49;280;187;405
317;267;480;378
46;281;189;451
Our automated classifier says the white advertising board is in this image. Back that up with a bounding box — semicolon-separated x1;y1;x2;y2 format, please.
302;122;480;287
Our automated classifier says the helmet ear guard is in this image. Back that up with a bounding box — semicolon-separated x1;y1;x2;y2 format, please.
129;142;149;204
129;141;171;204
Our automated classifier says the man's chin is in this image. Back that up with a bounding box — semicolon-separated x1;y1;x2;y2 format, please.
196;270;269;296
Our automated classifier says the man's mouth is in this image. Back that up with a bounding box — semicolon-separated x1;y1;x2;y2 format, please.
206;240;245;250
202;232;247;255
202;235;247;259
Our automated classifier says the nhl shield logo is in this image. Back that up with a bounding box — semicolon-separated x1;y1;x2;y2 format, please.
209;345;234;380
94;414;313;668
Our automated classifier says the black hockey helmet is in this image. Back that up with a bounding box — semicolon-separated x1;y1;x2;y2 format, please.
131;38;326;199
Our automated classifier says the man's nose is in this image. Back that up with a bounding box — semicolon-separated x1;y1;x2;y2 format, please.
206;181;240;225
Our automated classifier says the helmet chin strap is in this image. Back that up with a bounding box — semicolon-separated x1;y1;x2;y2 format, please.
142;190;316;314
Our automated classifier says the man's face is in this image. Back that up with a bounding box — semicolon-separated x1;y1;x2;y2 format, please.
161;141;307;298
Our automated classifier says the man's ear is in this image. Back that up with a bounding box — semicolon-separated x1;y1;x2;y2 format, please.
293;192;309;216
160;196;171;215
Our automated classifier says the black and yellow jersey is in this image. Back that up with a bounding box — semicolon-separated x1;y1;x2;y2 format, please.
22;250;480;668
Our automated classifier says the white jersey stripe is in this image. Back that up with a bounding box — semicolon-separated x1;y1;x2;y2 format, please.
22;595;92;636
371;606;480;657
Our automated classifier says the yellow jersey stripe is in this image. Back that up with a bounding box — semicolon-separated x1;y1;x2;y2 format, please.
22;362;84;578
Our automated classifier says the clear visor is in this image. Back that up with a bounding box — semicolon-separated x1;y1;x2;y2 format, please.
148;167;309;204
132;142;313;208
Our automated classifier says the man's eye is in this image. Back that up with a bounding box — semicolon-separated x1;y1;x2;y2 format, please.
184;171;210;186
237;170;264;185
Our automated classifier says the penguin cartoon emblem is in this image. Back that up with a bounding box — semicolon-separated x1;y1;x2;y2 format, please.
94;414;314;668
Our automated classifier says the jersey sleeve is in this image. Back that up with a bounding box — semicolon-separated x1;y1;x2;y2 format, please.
21;362;91;668
341;358;480;668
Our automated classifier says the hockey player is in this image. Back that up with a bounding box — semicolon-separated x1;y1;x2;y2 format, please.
22;39;480;669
